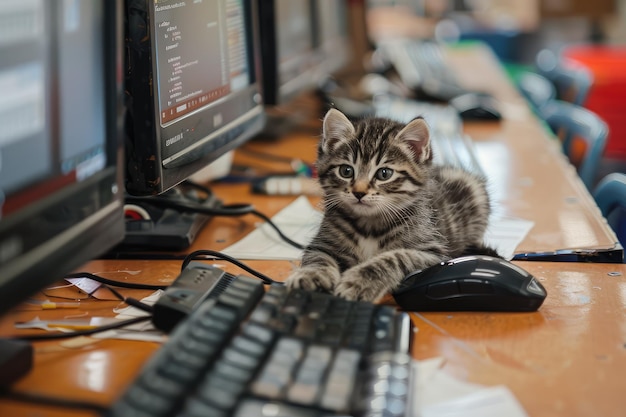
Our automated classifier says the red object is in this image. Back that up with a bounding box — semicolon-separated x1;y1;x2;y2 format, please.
563;45;626;159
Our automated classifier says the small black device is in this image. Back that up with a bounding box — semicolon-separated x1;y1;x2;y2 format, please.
449;93;502;121
392;255;547;312
152;262;238;332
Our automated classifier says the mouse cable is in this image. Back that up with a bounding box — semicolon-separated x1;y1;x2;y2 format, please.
124;196;307;250
11;316;151;341
182;249;284;286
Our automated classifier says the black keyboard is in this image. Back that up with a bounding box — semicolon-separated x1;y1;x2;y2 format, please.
105;271;414;417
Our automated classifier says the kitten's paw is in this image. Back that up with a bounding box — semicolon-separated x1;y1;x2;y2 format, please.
334;269;387;302
285;268;336;293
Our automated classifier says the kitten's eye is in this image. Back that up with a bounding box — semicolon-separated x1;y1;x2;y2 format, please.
375;167;394;181
338;164;354;178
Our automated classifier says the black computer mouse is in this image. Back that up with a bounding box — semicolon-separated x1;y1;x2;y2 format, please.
449;93;502;121
392;255;546;311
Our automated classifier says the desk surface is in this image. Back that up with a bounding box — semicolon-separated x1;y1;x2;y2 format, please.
1;45;625;417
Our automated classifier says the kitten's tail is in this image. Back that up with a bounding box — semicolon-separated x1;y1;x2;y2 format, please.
459;244;502;259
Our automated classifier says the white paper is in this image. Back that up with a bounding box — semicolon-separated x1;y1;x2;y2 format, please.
92;290;167;342
412;358;529;417
221;196;533;261
483;216;534;260
420;386;529;417
221;195;322;260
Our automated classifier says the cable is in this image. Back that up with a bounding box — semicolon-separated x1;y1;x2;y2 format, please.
60;276;157;313
2;390;108;413
64;272;167;290
13;316;151;341
250;209;306;250
123;196;307;250
124;195;255;217
181;250;284;286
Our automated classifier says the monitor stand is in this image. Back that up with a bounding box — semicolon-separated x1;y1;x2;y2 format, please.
111;183;221;253
0;339;33;388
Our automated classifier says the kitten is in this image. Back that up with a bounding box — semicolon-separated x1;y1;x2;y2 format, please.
285;108;496;302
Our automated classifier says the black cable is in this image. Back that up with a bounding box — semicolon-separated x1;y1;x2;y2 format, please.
2;390;108;413
250;209;306;250
182;250;284;286
64;272;167;290
102;284;154;313
12;316;151;341
124;195;255;217
124;196;307;250
125;297;154;313
47;275;157;315
180;179;214;196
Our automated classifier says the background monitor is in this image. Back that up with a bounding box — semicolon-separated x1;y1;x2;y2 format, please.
0;0;125;317
257;0;318;106
256;0;352;138
314;0;351;78
124;0;265;196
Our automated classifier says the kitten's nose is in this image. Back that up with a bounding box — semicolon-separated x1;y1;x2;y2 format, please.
353;191;366;201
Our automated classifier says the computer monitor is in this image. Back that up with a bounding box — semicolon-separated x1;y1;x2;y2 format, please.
0;0;124;315
118;0;265;252
124;0;265;196
314;0;351;77
256;0;351;138
0;0;124;384
257;0;318;107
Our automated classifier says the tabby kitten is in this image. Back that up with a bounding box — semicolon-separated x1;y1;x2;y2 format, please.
285;108;496;302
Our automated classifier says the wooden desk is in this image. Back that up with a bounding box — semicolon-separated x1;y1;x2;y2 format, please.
1;45;625;417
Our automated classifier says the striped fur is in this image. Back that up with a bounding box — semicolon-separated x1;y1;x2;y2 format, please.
286;109;494;302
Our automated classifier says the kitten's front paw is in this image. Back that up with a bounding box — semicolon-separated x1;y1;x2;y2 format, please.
334;269;388;302
285;267;336;293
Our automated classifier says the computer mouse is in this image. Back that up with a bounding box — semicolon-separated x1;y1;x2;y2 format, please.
449;93;502;121
392;255;546;311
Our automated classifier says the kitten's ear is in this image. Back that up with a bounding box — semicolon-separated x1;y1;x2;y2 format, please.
394;117;431;163
321;108;355;153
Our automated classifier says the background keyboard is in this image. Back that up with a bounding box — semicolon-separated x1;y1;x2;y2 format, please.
376;39;469;102
373;94;484;175
105;270;414;417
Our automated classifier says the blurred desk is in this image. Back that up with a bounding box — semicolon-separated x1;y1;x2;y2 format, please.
1;44;625;417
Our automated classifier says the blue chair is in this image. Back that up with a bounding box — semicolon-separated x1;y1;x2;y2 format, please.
517;70;556;114
593;173;626;253
541;100;608;190
536;49;594;107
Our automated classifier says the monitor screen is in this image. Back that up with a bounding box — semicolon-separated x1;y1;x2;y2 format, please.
0;0;125;316
125;0;265;195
